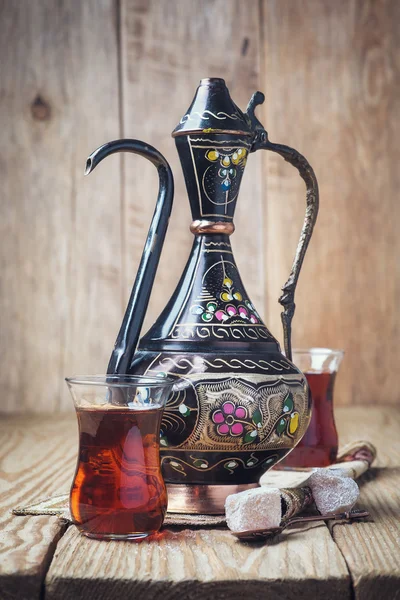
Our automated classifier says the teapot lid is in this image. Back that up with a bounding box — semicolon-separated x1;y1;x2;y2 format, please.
172;78;252;137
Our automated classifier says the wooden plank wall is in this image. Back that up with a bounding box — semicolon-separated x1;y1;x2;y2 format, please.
0;0;122;412
262;0;400;406
0;0;398;412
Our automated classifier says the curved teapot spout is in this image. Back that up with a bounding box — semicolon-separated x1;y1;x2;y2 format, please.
85;139;174;374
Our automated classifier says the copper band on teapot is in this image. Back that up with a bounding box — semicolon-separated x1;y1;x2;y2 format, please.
190;220;235;235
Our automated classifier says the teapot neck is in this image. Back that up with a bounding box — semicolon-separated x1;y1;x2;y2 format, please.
139;233;280;354
175;133;251;229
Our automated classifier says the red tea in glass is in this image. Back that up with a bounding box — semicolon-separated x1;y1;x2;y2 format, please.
278;349;344;469
66;375;173;540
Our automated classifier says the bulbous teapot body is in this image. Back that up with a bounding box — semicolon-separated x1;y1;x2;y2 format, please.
131;300;311;489
86;78;319;513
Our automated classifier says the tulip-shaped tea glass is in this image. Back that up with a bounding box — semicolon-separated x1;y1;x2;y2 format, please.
66;375;174;540
279;348;344;468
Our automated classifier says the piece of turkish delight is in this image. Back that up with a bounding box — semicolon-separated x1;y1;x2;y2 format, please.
309;469;360;514
225;486;282;532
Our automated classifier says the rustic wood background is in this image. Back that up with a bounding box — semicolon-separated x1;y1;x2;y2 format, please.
0;0;399;413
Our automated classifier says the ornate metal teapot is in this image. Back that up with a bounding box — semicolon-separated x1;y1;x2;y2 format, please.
86;78;319;513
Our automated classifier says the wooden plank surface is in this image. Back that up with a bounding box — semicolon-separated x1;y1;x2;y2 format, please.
0;416;77;600
1;408;399;599
45;522;350;600
0;0;122;413
333;407;400;600
261;0;400;406
118;0;265;333
1;0;399;413
332;468;400;600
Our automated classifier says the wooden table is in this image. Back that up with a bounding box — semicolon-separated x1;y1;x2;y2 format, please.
1;407;399;600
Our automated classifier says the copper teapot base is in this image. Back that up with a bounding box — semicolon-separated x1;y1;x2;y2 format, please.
166;483;259;515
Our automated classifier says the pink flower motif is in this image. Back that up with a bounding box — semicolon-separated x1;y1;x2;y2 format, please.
212;401;248;436
215;309;228;322
238;306;248;319
216;303;258;324
215;306;237;322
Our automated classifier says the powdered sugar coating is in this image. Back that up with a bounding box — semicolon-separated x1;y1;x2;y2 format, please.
309;469;359;514
225;486;282;532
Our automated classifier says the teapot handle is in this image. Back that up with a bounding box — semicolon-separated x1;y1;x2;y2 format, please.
246;93;319;361
85;139;174;373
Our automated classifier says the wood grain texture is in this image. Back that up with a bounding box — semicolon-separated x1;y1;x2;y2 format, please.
0;1;399;411
1;409;399;598
332;468;400;600
261;0;400;405
45;521;350;600
0;415;77;600
336;406;400;468
334;406;400;600
119;0;265;334
0;0;122;413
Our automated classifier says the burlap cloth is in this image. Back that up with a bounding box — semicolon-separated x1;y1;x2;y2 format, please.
12;440;375;529
13;494;226;527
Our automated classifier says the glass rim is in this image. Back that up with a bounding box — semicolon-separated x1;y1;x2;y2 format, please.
65;374;175;388
292;347;345;358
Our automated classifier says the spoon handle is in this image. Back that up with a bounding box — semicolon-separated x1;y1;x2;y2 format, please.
283;508;370;529
232;509;370;541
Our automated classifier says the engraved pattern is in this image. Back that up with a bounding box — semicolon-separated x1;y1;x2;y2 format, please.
181;110;242;123
170;324;273;341
280;488;314;522
159;385;195;437
187;138;249;218
204;241;232;248
161;453;279;476
190;137;252;146
171;254;273;341
145;351;309;481
157;356;293;372
188;378;308;451
201;147;247;207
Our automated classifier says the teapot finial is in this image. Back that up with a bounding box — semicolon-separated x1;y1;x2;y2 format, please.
172;78;252;138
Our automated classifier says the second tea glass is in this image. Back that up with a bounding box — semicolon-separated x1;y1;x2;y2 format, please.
66;374;174;540
279;348;344;468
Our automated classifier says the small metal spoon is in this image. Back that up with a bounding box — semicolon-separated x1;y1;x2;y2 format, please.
232;508;370;541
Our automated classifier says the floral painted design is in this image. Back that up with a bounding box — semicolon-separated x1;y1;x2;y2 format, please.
190;301;217;322
215;303;258;324
244;300;262;322
275;392;300;437
220;277;242;302
209;391;300;445
190;280;259;325
161;452;279;477
212;400;248;436
160;431;168;447
178;403;191;417
210;400;264;445
189;259;263;328
205;148;247;191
